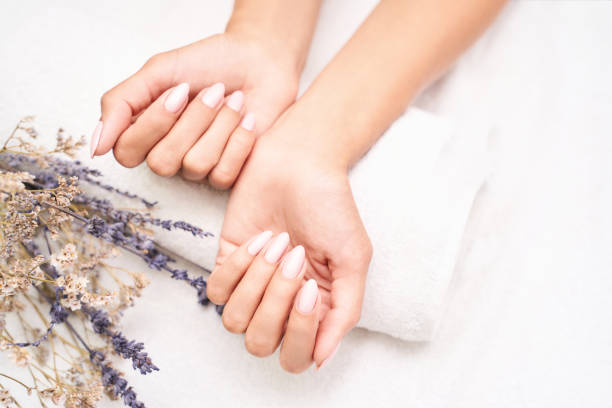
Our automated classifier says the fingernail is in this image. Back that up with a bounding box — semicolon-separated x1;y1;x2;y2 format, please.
317;343;340;371
90;121;103;158
247;230;273;256
164;82;189;113
297;279;318;314
264;232;290;263
226;90;244;112
240;112;255;131
202;82;225;108
282;246;305;279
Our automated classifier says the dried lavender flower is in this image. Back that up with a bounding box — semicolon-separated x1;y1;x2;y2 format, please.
1;119;214;408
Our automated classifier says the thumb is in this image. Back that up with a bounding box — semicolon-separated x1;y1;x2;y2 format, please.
92;53;175;157
214;236;241;272
313;260;369;369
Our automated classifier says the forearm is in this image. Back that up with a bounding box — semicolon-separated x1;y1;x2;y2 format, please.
226;0;323;75
281;0;507;168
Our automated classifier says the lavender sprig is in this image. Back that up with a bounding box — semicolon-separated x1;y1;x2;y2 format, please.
1;121;215;408
21;240;159;375
91;351;145;408
10;287;68;347
3;153;212;237
31;256;148;408
83;306;158;375
24;280;148;408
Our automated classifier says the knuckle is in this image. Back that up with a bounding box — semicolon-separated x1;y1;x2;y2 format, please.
182;154;213;178
279;356;307;374
354;239;374;269
100;91;114;109
100;93;108;107
348;310;362;328
244;332;275;357
364;239;374;260
144;53;165;68
205;282;228;305
208;168;235;190
146;153;177;178
227;254;246;271
113;145;142;168
222;310;247;334
232;130;255;149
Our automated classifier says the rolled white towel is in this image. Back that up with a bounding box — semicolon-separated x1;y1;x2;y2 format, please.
83;107;488;341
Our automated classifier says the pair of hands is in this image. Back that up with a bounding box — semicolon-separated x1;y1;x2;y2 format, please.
93;32;372;373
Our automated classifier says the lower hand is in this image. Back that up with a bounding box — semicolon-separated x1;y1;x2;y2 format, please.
207;114;373;373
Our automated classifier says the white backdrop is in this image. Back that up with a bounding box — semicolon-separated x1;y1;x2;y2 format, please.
1;1;611;407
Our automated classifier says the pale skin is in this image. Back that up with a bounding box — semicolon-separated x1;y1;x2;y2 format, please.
94;0;508;373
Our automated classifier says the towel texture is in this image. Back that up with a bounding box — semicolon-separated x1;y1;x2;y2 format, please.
86;108;488;341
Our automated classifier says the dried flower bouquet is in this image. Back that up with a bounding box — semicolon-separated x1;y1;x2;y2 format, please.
0;117;215;408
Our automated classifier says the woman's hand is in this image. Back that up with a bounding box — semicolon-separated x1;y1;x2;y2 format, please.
91;32;300;188
206;120;372;373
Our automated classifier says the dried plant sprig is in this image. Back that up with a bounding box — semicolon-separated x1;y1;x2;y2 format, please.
1;119;215;408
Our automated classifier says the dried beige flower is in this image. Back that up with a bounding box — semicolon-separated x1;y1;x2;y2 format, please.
133;272;150;290
0;386;15;407
65;382;102;408
52;243;78;271
41;387;66;405
0;171;34;193
80;291;116;308
7;345;32;367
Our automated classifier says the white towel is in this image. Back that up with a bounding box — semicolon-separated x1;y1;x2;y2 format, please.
84;108;488;341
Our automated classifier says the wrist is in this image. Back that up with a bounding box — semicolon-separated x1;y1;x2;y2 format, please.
268;86;384;172
262;104;355;175
225;10;312;77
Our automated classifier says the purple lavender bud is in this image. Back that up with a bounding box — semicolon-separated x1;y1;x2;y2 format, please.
215;304;225;316
170;269;188;281
86;215;107;238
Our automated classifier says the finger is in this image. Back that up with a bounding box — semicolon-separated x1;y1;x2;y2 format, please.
221;232;290;334
92;52;176;157
208;113;256;190
113;82;190;168
280;279;321;374
146;83;226;177
181;90;244;181
313;263;369;370
206;230;273;305
244;246;306;357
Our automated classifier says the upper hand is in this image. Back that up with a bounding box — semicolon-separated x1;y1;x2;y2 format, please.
91;32;299;188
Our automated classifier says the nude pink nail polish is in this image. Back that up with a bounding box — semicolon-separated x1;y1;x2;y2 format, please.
317;343;340;371
282;246;305;279
201;82;225;108
264;232;290;263
226;90;244;112
240;113;255;131
90;121;103;158
164;83;189;113
297;279;318;314
247;231;273;256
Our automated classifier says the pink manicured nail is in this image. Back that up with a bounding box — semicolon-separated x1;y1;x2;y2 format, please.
202;82;225;108
240;113;255;131
282;246;305;279
264;232;290;263
297;279;318;314
317;343;340;371
226;90;244;112
247;231;273;256
90;121;103;158
164;83;189;113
